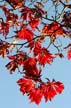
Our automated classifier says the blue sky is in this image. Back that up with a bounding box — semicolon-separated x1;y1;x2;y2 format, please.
0;0;71;108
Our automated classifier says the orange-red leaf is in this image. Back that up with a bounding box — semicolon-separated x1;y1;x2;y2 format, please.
18;28;34;40
67;48;71;60
42;22;66;37
29;88;43;104
42;80;64;102
17;78;34;94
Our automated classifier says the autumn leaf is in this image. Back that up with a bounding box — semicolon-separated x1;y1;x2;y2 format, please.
6;52;27;73
33;41;42;56
23;57;41;77
67;48;71;60
29;88;43;104
20;7;33;20
18;28;34;40
0;41;10;57
17;78;34;94
6;0;24;9
37;48;56;66
42;22;66;37
30;18;40;30
42;80;64;102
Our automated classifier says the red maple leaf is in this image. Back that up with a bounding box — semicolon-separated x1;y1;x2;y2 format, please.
17;78;34;94
67;48;71;60
18;28;34;40
23;57;37;67
42;80;64;102
42;22;66;37
0;22;9;35
27;41;35;51
29;88;43;104
23;57;41;77
27;41;42;53
43;85;56;101
37;48;56;66
7;55;16;60
33;41;42;56
53;81;64;94
30;18;40;30
20;7;34;20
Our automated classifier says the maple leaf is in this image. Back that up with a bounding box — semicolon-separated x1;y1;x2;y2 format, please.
6;61;18;73
17;78;34;94
42;80;64;102
23;57;37;67
20;7;33;20
33;41;42;56
67;48;71;60
37;48;56;66
0;22;9;36
23;57;41;78
27;41;35;51
6;52;27;73
53;81;64;94
0;41;10;57
6;13;18;27
24;67;41;79
43;84;56;101
7;55;16;60
27;41;42;53
18;28;34;40
29;88;43;104
38;54;53;65
30;18;40;30
0;5;9;15
6;0;24;9
42;22;66;37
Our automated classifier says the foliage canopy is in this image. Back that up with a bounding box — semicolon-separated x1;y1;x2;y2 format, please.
0;0;71;105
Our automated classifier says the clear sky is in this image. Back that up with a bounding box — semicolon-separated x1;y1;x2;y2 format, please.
0;0;71;108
